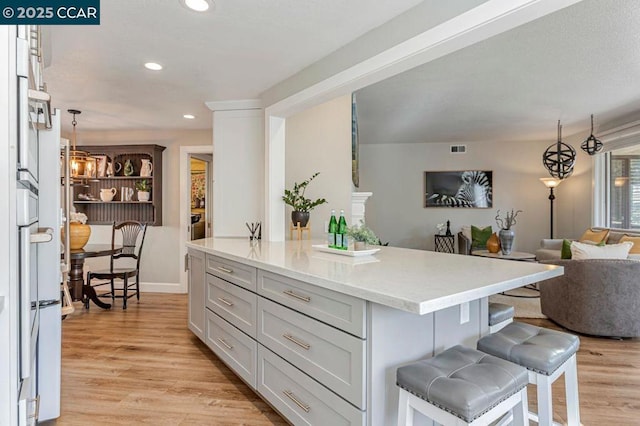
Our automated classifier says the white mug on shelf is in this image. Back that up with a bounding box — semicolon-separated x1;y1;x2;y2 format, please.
121;187;134;202
100;188;117;202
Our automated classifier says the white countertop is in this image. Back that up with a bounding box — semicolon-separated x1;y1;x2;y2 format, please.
187;238;563;315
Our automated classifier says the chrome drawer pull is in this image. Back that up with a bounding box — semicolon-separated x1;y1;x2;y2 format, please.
283;390;310;413
283;334;310;350
283;290;311;303
27;395;40;421
217;297;234;307
217;266;233;274
217;338;233;350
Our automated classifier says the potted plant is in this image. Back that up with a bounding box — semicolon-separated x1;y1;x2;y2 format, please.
495;209;522;255
282;172;327;227
346;221;379;250
135;179;151;202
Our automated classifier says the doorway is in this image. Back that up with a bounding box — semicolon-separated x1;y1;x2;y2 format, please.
189;155;212;241
180;145;213;293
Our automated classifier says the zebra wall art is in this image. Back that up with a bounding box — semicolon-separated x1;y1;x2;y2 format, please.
424;170;493;208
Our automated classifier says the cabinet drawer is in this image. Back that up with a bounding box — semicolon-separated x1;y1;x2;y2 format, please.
258;297;365;409
258;270;366;338
206;274;257;338
205;310;257;388
258;345;364;426
206;254;256;292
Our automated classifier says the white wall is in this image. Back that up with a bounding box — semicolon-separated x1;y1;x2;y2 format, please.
360;139;558;253
76;129;211;291
554;132;594;239
285;95;352;238
212;109;264;237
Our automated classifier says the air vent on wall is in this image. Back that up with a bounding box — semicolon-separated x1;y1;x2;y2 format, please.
450;145;467;154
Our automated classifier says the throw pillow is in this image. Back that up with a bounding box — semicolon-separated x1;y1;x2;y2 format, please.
620;235;640;254
570;241;633;260
471;225;492;250
579;227;610;244
561;239;572;259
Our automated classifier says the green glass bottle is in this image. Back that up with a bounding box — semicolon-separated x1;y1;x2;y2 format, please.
337;210;348;250
328;210;337;248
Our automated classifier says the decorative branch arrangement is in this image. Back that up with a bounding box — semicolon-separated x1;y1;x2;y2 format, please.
282;172;327;212
495;209;522;230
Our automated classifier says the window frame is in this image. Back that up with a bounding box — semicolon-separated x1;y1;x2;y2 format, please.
593;122;640;230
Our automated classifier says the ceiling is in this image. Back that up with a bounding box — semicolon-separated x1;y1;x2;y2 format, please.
44;0;422;132
356;0;640;144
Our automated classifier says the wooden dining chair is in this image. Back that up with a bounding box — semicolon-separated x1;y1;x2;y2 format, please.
86;221;147;309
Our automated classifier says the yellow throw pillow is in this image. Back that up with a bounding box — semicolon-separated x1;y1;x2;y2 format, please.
579;228;609;244
620;235;640;254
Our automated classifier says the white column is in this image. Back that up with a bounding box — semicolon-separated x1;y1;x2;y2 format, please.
206;100;264;238
351;192;372;226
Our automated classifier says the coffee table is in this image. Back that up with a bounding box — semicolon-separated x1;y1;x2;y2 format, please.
472;250;536;262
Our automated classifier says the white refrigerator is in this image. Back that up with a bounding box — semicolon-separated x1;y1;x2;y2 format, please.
0;25;62;424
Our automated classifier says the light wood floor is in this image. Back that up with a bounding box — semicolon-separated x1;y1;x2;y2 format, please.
45;294;640;425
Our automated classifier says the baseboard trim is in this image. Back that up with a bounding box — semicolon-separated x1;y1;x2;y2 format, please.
140;282;183;294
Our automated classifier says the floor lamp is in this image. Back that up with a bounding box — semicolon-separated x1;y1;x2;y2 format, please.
540;177;562;238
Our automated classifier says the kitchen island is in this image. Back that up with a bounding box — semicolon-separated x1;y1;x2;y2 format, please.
186;238;562;425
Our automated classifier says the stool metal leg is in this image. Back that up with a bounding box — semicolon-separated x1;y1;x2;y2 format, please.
565;354;581;426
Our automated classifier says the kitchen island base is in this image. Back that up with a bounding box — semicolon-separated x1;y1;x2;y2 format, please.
186;239;560;425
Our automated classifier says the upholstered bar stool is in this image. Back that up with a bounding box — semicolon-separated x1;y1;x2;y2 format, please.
489;302;514;333
477;322;580;426
396;345;529;426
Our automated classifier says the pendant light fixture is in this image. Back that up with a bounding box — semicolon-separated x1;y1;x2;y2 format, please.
542;120;576;179
580;114;603;155
68;109;96;181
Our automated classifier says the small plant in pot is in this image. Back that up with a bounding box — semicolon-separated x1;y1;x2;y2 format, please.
346;221;379;250
135;179;151;202
282;172;327;227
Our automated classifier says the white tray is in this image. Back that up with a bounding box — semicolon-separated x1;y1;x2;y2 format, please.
312;244;380;257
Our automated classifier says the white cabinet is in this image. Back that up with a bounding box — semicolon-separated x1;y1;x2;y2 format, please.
187;249;206;340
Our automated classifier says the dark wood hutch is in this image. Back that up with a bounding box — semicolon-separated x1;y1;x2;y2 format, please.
73;144;165;226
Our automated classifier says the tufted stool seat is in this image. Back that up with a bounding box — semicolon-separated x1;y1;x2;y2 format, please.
489;302;514;333
396;345;529;425
477;322;580;425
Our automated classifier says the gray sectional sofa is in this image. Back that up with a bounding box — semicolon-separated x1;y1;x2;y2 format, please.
536;228;640;337
539;259;640;337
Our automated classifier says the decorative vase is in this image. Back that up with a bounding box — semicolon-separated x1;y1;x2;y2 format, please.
498;229;515;255
68;222;91;250
486;232;501;253
354;241;367;251
291;211;310;227
124;159;134;176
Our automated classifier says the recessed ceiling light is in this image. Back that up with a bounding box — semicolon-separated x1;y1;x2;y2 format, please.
144;62;163;71
183;114;196;119
182;0;212;12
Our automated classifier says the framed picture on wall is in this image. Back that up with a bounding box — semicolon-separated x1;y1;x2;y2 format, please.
424;170;493;208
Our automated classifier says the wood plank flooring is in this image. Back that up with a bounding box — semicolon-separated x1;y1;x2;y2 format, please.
46;293;287;425
44;294;640;425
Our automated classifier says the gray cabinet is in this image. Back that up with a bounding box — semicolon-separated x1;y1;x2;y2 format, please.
257;345;365;425
187;249;206;340
191;253;368;425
